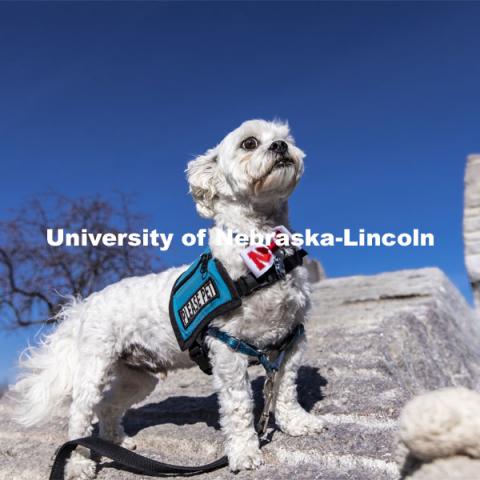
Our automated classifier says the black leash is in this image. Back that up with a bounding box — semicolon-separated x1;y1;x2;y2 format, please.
49;436;228;479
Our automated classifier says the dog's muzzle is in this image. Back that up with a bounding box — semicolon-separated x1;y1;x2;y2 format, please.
273;156;295;169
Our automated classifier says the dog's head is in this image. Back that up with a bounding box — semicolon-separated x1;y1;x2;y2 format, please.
186;119;305;218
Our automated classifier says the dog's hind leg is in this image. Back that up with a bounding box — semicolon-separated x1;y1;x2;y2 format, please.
66;353;115;480
96;362;158;449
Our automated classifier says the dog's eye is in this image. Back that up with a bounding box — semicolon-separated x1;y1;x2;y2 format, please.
241;137;259;151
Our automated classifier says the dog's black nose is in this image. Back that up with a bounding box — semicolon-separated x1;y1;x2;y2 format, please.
269;140;288;154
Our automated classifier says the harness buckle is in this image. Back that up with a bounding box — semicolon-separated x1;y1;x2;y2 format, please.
273;250;286;280
232;339;241;352
188;341;213;375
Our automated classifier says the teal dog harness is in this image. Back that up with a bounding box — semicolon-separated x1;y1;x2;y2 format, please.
169;250;242;351
169;246;307;375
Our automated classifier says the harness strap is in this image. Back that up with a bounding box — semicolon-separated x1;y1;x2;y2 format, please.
207;327;274;372
234;248;307;298
207;324;305;374
49;436;228;480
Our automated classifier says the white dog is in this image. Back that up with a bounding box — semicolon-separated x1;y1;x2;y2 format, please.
13;119;325;479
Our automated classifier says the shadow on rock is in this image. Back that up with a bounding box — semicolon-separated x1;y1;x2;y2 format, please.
124;393;221;434
297;366;327;412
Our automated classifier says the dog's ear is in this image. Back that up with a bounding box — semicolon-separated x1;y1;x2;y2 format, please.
186;147;219;219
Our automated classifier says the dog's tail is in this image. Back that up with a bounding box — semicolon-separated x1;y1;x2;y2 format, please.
11;298;83;427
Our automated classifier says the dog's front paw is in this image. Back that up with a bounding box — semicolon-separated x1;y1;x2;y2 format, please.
277;411;326;437
227;441;264;472
65;451;96;480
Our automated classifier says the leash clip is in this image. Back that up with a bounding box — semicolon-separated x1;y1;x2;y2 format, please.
256;369;277;437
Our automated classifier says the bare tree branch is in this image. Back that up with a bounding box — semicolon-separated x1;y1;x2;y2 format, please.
0;192;162;328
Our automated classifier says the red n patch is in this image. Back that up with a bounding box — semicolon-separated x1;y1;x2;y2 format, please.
240;245;275;278
247;246;272;269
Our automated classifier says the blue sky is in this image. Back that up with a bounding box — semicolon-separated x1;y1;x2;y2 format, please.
1;1;479;382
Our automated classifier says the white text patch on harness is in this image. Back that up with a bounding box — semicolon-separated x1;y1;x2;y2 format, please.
179;279;218;328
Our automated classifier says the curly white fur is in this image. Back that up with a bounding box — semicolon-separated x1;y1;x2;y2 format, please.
13;119;324;479
399;387;480;462
14;299;82;427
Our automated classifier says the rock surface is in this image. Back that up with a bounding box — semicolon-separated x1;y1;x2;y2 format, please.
1;267;479;480
304;257;326;283
464;153;480;311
